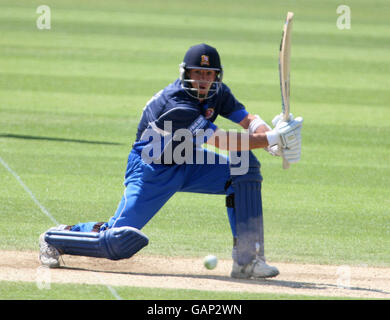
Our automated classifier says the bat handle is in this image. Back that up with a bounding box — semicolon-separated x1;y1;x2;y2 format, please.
282;157;290;170
282;111;290;169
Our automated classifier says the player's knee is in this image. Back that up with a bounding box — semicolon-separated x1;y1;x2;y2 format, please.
102;227;149;260
230;151;262;183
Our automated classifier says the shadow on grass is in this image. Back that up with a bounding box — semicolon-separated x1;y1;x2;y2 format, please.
0;133;124;146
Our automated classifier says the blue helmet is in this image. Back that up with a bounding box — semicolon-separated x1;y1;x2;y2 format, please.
179;43;224;99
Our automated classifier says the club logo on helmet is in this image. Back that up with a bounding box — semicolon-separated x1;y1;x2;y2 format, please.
200;55;210;66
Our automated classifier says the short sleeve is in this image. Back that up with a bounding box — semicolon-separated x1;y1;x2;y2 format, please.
218;85;249;123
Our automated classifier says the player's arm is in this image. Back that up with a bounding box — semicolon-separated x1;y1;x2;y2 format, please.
238;113;291;157
239;113;279;156
206;128;269;151
206;112;271;151
206;116;302;152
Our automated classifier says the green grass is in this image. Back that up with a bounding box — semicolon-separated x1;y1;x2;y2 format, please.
0;281;351;300
0;0;389;299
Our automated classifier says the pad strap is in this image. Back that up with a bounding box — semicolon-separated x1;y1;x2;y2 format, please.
226;194;234;208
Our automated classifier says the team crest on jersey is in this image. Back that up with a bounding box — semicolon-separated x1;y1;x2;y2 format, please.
200;55;210;66
204;108;214;119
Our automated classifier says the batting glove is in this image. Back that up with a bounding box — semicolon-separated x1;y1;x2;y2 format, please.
264;144;282;157
271;112;294;127
265;117;303;149
282;143;301;163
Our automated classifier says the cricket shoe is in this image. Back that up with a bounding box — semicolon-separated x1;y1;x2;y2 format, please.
39;225;67;268
231;256;279;279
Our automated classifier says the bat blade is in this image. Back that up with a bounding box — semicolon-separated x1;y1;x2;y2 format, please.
278;11;294;169
279;11;293;121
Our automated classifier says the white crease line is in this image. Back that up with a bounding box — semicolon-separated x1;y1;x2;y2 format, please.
0;156;58;225
106;285;123;300
0;155;122;300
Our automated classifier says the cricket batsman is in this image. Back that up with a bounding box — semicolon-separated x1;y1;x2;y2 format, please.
39;43;303;279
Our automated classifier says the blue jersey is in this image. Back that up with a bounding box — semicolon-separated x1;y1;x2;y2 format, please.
132;79;248;164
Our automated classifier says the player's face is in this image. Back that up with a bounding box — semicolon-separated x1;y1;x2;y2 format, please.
188;69;216;100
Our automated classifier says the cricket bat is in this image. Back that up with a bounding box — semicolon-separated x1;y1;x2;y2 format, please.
279;12;294;169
